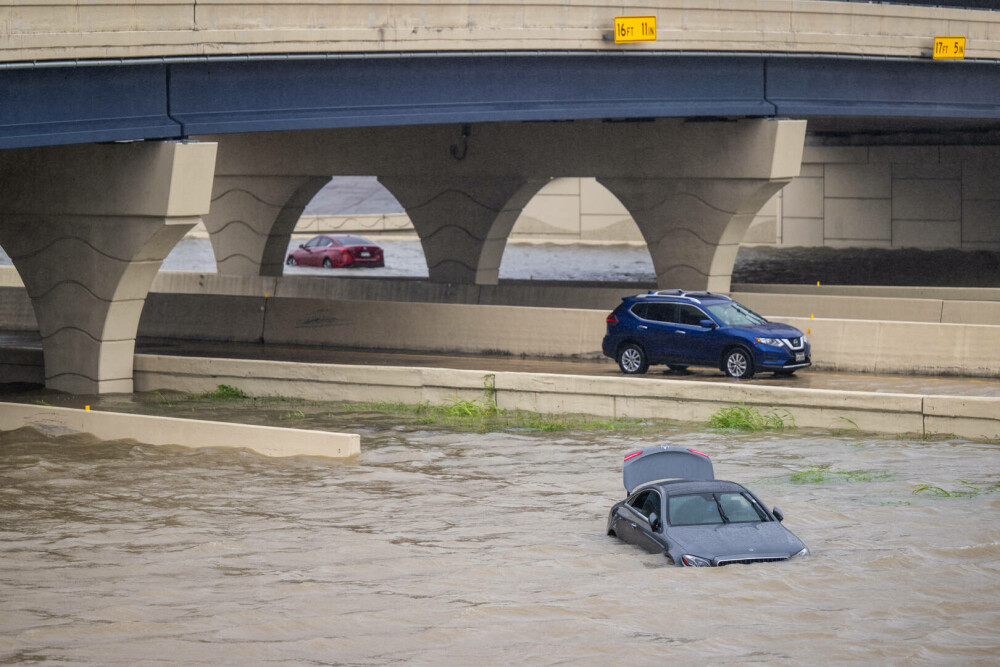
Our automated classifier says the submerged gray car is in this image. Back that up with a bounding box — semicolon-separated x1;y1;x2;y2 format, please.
607;446;808;566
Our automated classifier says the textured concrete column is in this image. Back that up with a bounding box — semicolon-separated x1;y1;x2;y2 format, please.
378;176;548;284
0;141;217;394
599;177;791;292
204;174;331;276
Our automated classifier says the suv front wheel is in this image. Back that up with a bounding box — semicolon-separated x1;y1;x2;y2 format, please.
617;343;649;375
723;347;755;379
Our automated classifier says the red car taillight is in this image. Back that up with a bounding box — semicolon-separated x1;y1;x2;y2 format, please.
606;314;618;324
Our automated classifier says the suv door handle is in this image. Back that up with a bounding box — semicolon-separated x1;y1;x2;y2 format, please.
675;330;686;335
638;325;647;330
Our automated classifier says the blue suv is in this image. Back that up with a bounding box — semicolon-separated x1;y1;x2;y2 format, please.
602;290;810;379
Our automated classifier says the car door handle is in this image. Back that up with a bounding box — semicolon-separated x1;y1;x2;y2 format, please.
675;330;686;335
638;325;647;330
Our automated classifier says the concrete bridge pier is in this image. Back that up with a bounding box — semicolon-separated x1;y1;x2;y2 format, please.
204;174;332;276
599;177;791;292
377;175;549;284
0;141;217;394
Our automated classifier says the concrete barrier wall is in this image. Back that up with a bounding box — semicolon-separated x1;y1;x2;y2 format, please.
783;316;1000;377
139;293;1000;377
0;401;360;459
731;282;1000;303
5;277;1000;378
130;355;999;442
5;1;999;63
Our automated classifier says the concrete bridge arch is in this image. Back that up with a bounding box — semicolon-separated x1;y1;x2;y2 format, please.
200;118;805;289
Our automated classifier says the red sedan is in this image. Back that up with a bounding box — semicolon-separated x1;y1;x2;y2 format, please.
286;234;385;268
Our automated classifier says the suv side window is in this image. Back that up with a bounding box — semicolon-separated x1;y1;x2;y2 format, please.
677;304;709;326
630;303;649;320
646;303;676;323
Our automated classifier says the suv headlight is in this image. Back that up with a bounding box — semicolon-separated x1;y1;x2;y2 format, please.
791;547;809;559
681;554;712;567
755;337;782;346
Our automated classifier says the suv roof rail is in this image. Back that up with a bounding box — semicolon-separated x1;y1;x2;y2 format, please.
640;289;733;304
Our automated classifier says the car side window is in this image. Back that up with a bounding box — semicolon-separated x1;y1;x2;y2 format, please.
317;237;333;247
677;304;709;326
627;490;661;519
630;303;649;319
305;237;321;248
630;302;677;323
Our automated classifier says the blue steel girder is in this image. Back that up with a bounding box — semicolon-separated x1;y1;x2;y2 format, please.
1;53;999;149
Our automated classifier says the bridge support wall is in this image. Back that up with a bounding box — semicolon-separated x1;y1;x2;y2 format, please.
203;118;805;290
205;174;332;276
515;143;1000;252
0;141;217;393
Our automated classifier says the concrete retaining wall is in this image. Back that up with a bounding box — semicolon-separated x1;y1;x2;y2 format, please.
4;274;1000;377
7;1;999;63
0;401;360;459
130;355;1000;442
137;293;1000;377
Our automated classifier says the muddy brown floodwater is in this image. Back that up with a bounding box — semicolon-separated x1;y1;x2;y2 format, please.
2;397;999;665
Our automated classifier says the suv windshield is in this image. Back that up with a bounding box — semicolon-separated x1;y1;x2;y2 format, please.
668;492;768;526
705;302;767;327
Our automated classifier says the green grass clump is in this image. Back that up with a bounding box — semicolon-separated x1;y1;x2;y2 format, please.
790;465;889;484
338;398;662;434
708;403;794;431
197;384;249;400
913;481;1000;498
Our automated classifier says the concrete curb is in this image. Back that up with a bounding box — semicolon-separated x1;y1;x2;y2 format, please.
132;355;999;442
0;401;360;459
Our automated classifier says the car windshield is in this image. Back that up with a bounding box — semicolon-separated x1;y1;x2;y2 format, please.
668;492;768;526
704;301;768;327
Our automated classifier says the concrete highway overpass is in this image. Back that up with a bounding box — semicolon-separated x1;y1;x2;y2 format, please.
1;0;999;394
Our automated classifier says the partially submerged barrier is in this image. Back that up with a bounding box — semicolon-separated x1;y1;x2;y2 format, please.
0;401;360;459
131;355;1000;442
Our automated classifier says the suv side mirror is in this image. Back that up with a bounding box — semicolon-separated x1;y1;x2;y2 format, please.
648;512;661;531
772;507;784;522
699;319;716;329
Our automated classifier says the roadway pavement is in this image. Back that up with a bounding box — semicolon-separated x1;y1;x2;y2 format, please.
133;338;1000;398
4;333;999;398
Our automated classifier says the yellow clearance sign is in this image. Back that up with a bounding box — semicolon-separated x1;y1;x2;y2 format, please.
933;36;966;59
614;16;656;43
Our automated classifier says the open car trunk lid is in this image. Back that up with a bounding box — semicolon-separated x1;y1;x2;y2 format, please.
623;446;714;494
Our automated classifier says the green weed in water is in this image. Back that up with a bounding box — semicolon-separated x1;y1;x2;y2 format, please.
913;481;1000;498
790;465;889;484
337;398;662;434
196;384;249;401
708;403;794;431
279;410;307;421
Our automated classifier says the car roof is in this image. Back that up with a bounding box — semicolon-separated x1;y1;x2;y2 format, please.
639;479;748;496
623;446;714;494
624;289;733;306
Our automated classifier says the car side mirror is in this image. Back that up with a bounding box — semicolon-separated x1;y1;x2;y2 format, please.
648;512;661;531
298;244;305;249
772;507;784;522
699;319;716;329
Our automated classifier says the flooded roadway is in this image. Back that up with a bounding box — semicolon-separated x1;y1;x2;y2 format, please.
2;396;999;665
3;239;1000;663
